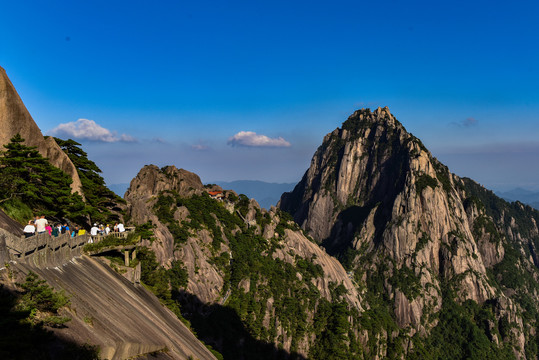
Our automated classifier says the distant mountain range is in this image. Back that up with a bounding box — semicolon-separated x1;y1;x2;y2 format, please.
214;180;296;209
496;188;539;210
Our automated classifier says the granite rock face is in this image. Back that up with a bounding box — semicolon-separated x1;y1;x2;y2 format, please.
124;164;364;357
281;107;539;356
0;208;23;236
2;256;216;360
125;165;206;266
124;109;539;357
0;66;82;194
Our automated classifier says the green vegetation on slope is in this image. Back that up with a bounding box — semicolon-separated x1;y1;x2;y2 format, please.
409;298;515;359
346;243;519;360
145;189;362;359
415;174;438;194
0;134;86;223
15;271;71;327
153;191;243;249
459;177;539;358
0;271;99;359
54;138;124;225
83;231;139;253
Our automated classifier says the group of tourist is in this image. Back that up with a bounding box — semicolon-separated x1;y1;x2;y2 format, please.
23;215;53;238
22;215;126;239
89;223;125;236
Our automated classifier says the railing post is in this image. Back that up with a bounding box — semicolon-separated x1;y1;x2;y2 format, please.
124;250;130;266
134;262;141;284
0;234;10;265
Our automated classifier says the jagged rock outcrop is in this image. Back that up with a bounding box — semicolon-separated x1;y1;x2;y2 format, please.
125;164;364;358
276;228;362;310
0;66;82;194
281;107;495;303
281;107;539;357
125;165;206;265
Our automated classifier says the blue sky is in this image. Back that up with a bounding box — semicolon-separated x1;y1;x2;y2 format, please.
2;0;539;190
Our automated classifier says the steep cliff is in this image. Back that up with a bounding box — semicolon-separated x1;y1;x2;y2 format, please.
1;254;217;360
125;165;364;359
0;208;23;236
0;66;82;194
281;107;539;358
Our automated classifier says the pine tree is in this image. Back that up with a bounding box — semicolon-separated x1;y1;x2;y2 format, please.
0;133;42;202
0;134;85;221
54;137;123;224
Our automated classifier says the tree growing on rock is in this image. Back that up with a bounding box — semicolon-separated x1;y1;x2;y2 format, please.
54;137;124;225
0;134;86;222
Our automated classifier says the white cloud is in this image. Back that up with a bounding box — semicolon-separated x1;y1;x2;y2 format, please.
49;119;137;143
227;131;291;148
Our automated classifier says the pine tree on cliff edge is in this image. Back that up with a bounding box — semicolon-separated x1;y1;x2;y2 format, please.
0;134;85;221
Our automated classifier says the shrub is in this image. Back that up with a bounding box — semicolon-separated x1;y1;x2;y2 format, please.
415;174;438;194
16;271;70;327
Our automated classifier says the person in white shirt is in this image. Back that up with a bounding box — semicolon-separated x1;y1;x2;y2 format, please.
90;224;99;236
117;223;125;233
34;215;48;234
105;225;110;235
23;220;35;238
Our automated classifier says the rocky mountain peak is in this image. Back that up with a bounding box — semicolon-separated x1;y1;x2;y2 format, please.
280;107;422;243
279;107;535;351
343;106;398;128
125;164;205;199
0;66;83;194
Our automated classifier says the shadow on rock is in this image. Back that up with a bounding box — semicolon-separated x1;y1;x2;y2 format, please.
0;284;99;360
176;290;307;360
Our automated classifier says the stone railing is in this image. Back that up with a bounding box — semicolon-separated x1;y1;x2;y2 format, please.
4;231;91;268
90;227;135;242
2;228;134;268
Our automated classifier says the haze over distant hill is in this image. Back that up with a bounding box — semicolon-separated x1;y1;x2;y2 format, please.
214;180;296;209
496;188;539;210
